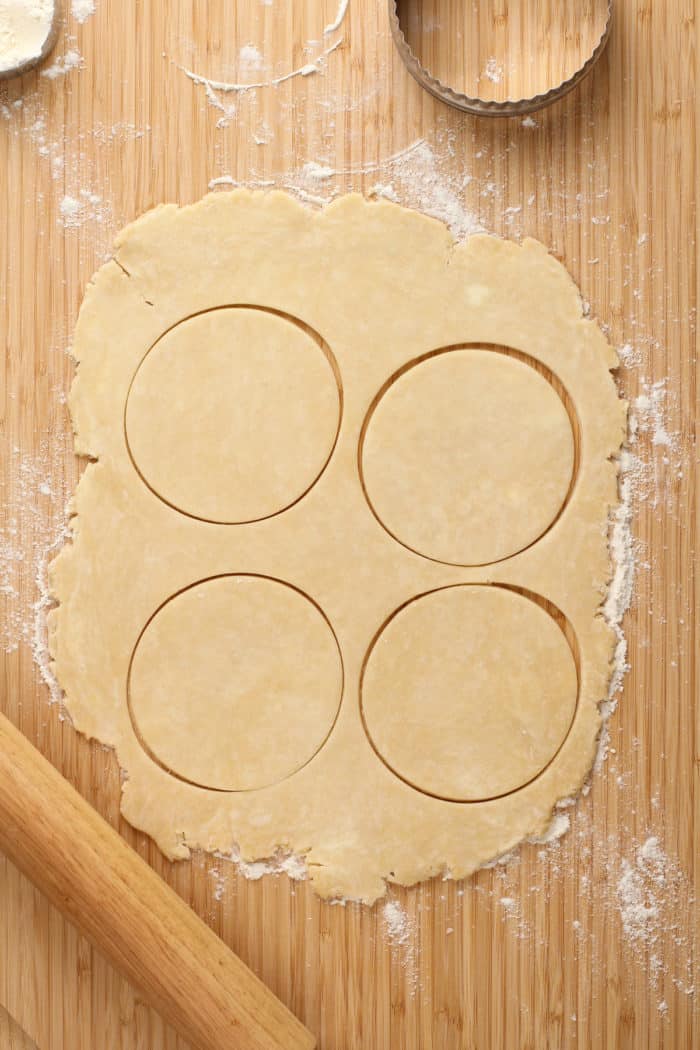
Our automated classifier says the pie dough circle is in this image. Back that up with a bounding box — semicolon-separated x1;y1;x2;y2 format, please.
128;575;343;791
361;585;578;801
360;348;575;565
125;307;341;523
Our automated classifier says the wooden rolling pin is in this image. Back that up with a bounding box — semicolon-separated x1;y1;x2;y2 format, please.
0;1003;39;1050
0;711;315;1050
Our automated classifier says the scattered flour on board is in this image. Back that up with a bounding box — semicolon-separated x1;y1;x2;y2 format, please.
0;95;149;239
382;899;418;992
482;57;503;84
70;0;94;23
490;817;695;1011
616;836;693;989
0;4;148;242
0;442;70;707
210;140;484;241
633;379;679;455
238;43;264;72
301;160;336;182
41;46;82;78
382;899;412;946
58;189;108;228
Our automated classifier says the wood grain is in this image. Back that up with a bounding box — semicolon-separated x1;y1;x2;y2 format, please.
0;0;697;1048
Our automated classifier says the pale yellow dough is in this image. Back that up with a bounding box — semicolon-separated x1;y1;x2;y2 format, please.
49;191;626;902
125;307;341;523
361;585;578;801
360;348;575;565
128;575;343;791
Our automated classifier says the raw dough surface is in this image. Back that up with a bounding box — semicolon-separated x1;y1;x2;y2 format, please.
50;191;626;902
360;348;575;565
128;574;343;791
361;585;578;801
125;307;341;523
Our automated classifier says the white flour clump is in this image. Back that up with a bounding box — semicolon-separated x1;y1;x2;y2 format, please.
633;379;678;454
214;845;308;887
0;0;54;73
70;0;94;23
58;188;107;228
482;57;503;84
238;43;263;72
301;160;335;182
382;899;411;947
382;898;418;990
58;193;81;224
41;46;82;78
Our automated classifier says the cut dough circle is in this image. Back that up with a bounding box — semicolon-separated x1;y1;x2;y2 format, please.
361;585;578;801
125;307;341;523
360;348;575;565
128;575;343;791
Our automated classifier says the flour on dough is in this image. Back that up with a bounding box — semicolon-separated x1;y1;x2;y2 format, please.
49;192;626;902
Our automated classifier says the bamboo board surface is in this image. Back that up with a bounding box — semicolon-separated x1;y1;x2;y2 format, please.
0;0;697;1047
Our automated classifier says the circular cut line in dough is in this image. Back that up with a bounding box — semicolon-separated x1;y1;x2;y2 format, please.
359;346;576;566
360;584;578;802
125;306;342;524
127;574;344;792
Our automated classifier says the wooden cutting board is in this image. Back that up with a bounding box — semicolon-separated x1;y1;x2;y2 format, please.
0;0;696;1047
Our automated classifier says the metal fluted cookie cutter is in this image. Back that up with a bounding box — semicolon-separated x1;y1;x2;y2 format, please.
389;0;614;116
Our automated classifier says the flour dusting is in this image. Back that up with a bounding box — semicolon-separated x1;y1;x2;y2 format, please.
601;446;636;716
382;899;418;991
1;443;69;672
239;43;264;72
616;837;695;995
482;57;503;84
210;140;483;242
633;379;679;455
301;160;336;181
41;46;82;78
70;0;94;23
58;188;108;228
492;812;696;1014
382;899;412;946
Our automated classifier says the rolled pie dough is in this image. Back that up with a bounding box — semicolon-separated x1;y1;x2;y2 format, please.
49;191;626;902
